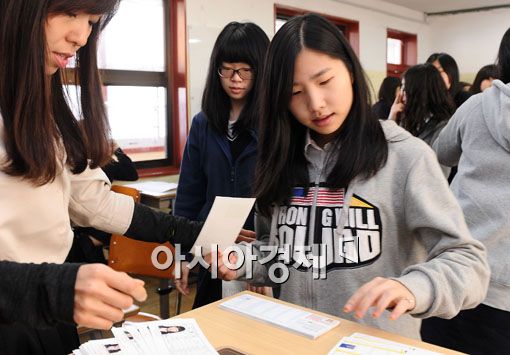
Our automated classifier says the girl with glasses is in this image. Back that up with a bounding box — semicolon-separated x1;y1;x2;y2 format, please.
173;21;269;307
214;14;489;340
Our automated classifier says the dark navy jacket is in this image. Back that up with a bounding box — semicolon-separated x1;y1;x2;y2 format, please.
174;111;257;230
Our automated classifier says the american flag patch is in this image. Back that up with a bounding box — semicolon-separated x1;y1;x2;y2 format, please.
291;186;344;207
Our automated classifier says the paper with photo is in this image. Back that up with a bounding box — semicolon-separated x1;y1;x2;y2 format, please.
147;318;218;354
191;196;256;256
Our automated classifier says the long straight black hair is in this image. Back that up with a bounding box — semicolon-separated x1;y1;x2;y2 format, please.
0;0;119;185
426;52;463;102
201;22;269;135
401;64;455;137
254;14;388;216
497;27;510;84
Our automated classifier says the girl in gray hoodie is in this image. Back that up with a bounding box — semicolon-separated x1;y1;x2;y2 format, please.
422;27;510;355
215;14;489;341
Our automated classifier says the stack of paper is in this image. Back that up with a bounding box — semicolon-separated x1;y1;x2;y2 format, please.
327;333;441;355
219;294;340;339
73;318;218;355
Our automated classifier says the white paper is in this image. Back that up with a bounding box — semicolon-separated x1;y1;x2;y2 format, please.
219;294;340;339
328;333;442;355
125;181;177;196
191;196;256;256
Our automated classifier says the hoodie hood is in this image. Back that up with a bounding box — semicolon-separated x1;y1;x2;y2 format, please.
379;119;413;143
482;80;510;152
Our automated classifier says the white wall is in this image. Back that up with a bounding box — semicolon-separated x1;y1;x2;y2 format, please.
185;0;432;118
427;7;510;82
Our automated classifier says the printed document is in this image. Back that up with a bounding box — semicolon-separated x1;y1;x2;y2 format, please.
191;196;256;256
328;332;441;355
219;293;340;339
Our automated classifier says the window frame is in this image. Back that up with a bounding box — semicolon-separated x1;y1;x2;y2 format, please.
274;4;360;56
386;29;417;78
64;0;188;177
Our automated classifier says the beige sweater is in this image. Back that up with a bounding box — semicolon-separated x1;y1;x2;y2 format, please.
0;117;134;263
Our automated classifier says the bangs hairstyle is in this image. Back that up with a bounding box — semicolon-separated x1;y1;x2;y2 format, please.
202;22;269;134
254;14;388;216
497;27;510;84
0;0;119;185
401;64;455;137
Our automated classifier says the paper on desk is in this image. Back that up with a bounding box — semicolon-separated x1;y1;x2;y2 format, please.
191;196;256;256
219;294;340;339
125;181;177;196
327;332;441;355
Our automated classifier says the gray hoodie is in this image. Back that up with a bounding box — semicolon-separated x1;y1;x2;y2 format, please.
434;80;510;312
238;120;489;339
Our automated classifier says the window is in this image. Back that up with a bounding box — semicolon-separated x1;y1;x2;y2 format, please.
65;0;188;176
274;5;359;56
386;29;417;78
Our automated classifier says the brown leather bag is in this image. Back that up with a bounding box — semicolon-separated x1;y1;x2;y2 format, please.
108;185;175;279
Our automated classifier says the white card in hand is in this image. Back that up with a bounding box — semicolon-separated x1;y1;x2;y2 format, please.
191;196;255;256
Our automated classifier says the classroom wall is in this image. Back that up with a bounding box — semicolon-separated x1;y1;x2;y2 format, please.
427;7;510;83
185;0;432;118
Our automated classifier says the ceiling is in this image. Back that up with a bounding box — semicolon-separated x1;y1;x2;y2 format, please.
382;0;510;14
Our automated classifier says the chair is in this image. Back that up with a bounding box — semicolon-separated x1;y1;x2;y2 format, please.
108;185;182;318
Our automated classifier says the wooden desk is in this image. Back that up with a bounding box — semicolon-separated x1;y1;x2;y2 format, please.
175;291;464;355
140;190;176;210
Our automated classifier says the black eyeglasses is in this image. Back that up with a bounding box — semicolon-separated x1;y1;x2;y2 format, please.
218;66;254;80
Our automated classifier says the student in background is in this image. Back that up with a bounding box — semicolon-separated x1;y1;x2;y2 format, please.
422;27;510;355
371;76;401;119
173;22;269;307
427;52;472;108
214;14;489;340
388;64;455;147
0;1;203;353
470;64;499;95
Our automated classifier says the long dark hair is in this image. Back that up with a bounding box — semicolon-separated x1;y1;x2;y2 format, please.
201;22;269;134
254;14;388;216
497;27;510;84
378;76;401;104
0;0;119;185
470;64;499;94
426;52;463;101
400;64;455;137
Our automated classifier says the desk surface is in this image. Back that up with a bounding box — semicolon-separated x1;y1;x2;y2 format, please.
175;291;463;355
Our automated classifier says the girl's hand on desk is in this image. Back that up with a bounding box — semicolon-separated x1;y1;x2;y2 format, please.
343;277;416;321
74;264;147;330
204;251;238;281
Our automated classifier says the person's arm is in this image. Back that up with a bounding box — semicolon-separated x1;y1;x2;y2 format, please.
69;166;203;252
395;148;489;317
0;261;79;327
433;95;480;167
0;261;147;330
343;147;489;321
173;115;207;219
102;147;139;182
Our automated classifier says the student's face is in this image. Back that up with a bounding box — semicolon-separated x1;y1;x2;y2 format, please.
431;60;451;90
480;77;494;91
45;12;101;75
219;62;254;104
289;48;353;146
